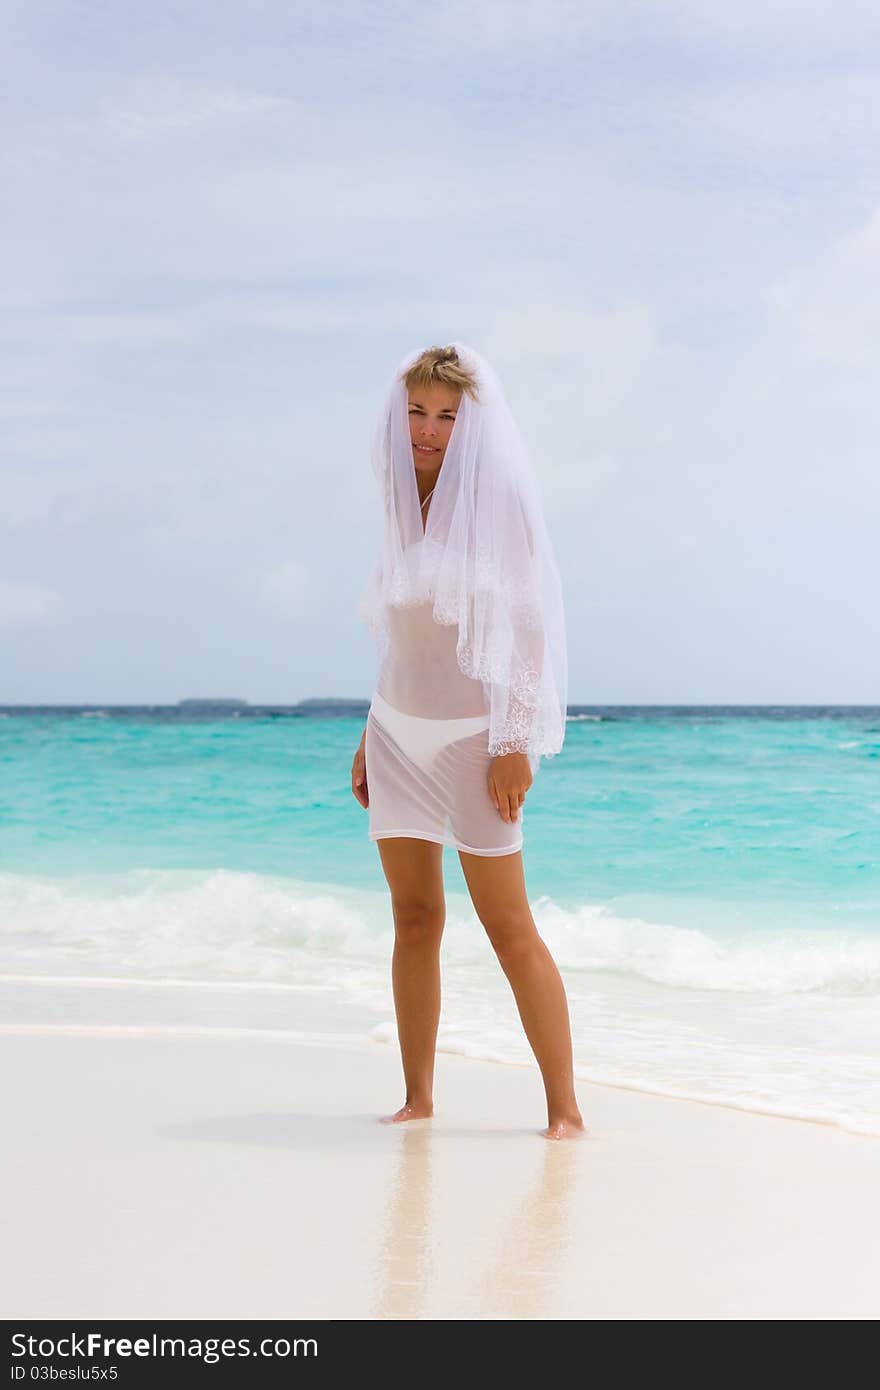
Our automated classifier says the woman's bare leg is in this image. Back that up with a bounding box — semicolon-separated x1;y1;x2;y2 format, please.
376;837;446;1122
458;848;585;1139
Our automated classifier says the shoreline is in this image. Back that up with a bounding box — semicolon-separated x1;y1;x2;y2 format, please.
3;970;878;1141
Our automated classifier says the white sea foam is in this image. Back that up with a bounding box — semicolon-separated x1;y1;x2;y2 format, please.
1;868;878;995
528;897;880;995
2;868;879;1138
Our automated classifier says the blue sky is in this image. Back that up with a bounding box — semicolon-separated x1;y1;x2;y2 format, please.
3;1;879;703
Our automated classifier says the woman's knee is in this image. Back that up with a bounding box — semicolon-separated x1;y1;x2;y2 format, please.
482;913;540;965
392;899;445;948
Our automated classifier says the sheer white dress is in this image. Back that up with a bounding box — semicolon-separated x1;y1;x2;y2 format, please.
365;597;524;857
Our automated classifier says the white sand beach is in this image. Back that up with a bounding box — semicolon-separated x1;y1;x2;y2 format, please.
2;978;878;1321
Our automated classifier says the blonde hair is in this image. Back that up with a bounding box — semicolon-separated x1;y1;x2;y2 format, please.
401;344;480;403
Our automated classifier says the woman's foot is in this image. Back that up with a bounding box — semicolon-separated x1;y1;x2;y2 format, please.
379;1100;434;1124
540;1114;587;1141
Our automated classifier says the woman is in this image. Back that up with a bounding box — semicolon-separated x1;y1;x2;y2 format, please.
352;342;584;1140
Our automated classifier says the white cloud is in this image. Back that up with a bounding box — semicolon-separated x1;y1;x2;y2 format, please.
258;560;310;619
763;207;880;373
12;311;196;347
725;203;880;520
0;581;66;628
2;0;879;699
100;75;295;141
479;296;703;515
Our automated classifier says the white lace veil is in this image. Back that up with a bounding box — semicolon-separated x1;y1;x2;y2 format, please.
357;342;568;772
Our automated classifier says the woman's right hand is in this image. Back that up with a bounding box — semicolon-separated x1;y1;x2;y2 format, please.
352;731;369;809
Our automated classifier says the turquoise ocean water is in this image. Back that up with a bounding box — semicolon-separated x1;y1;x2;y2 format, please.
1;704;878;1135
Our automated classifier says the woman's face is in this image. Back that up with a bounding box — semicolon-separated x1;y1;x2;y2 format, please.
407;384;461;473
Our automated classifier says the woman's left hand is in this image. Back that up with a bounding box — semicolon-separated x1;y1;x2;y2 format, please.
488;752;532;822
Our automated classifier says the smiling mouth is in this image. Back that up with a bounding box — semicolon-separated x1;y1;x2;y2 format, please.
414;444;439;454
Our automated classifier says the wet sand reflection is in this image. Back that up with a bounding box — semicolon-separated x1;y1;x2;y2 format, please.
372;1122;582;1319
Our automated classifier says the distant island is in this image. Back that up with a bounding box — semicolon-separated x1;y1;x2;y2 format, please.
175;697;368;714
295;697;364;708
177;698;250;710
